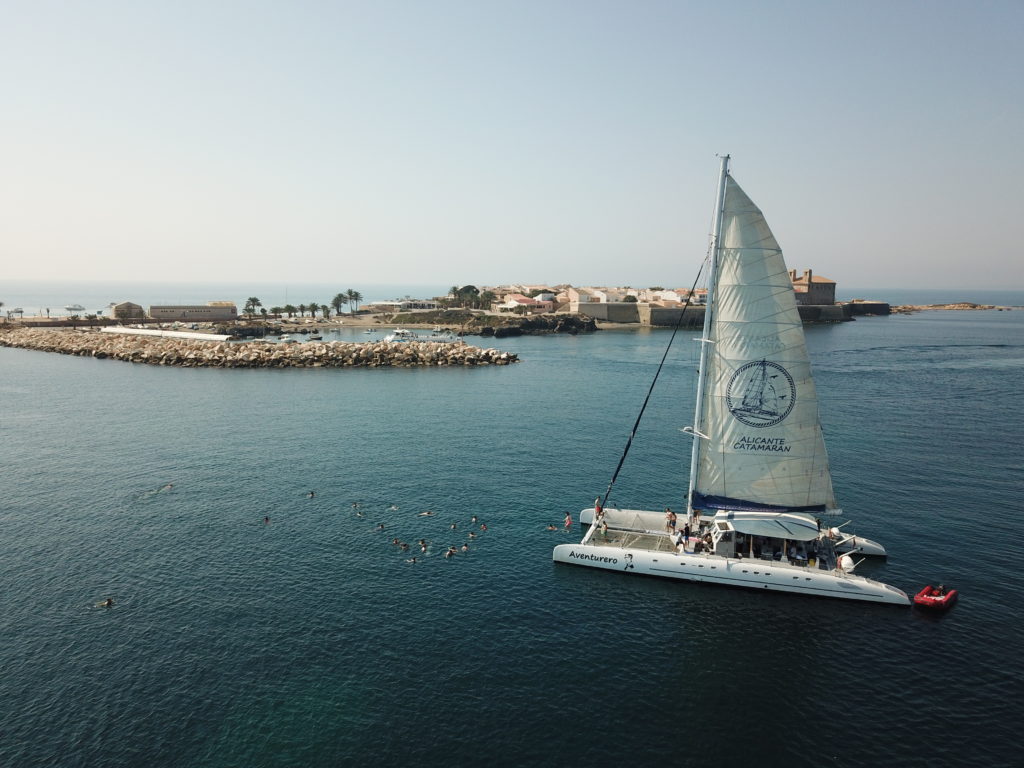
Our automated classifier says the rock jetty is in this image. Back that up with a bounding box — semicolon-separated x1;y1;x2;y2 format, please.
892;302;1001;314
0;328;519;368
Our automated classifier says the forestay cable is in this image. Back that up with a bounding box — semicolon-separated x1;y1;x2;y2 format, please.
599;259;709;510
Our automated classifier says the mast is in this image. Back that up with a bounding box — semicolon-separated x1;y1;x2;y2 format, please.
686;154;730;518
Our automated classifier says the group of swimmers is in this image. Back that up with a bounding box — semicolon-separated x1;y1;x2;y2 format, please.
545;512;576;531
283;493;493;565
380;512;488;564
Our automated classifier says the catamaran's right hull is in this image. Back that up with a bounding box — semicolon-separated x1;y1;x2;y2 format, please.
552;543;909;605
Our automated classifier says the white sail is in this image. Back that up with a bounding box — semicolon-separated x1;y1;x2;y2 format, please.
692;176;837;513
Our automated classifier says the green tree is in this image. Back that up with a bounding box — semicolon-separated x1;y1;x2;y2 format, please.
346;289;362;315
331;293;347;316
308;301;320;319
624;295;638;303
480;290;497;309
260;308;269;320
283;304;297;318
244;297;262;317
297;304;307;317
269;307;283;317
320;304;331;319
453;285;479;308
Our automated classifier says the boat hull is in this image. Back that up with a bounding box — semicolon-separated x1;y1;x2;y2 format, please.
552;543;909;605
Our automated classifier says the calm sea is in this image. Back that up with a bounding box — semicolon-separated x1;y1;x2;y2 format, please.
1;308;1021;767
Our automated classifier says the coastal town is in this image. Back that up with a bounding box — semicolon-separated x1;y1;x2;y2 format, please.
2;269;904;328
3;269;1011;336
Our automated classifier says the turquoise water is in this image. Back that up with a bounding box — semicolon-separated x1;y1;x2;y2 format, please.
2;311;1022;767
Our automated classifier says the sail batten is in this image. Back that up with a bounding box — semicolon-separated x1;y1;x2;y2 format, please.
691;175;838;513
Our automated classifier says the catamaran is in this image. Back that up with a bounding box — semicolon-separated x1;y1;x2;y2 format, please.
553;156;909;605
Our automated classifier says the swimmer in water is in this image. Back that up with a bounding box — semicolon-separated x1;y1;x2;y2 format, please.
468;531;477;539
264;516;270;524
444;548;455;559
417;510;434;517
356;510;364;518
461;543;469;553
376;523;385;531
102;598;114;607
480;523;487;532
388;504;399;511
450;523;457;530
307;491;315;498
161;483;174;492
546;524;557;531
405;557;417;564
471;515;478;523
351;502;360;509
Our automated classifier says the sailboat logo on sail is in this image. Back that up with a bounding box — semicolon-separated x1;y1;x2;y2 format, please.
726;359;796;428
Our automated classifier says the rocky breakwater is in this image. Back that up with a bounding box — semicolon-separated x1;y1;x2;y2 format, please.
0;328;519;368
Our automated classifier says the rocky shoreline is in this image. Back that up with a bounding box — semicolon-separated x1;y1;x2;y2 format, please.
0;328;518;368
890;302;1012;314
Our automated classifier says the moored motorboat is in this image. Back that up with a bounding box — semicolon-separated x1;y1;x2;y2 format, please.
384;328;459;344
913;585;957;610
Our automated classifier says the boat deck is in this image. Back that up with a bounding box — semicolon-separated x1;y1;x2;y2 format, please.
587;525;833;570
589;529;678;553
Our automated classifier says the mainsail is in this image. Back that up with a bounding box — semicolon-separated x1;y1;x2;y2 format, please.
691;175;838;513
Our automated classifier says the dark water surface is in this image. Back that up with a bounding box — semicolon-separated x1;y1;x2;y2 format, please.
2;311;1021;767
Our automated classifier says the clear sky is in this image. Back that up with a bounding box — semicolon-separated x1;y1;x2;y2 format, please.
2;0;1021;290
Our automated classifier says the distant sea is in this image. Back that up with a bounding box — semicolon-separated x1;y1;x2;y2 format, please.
838;288;1024;306
3;279;1022;316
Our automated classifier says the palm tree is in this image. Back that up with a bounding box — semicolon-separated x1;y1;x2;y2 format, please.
297;303;307;318
283;304;296;318
331;293;347;317
320;304;331;319
346;289;362;315
270;306;283;317
244;297;262;317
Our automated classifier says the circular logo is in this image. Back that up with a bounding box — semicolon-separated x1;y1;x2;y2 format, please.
726;360;796;428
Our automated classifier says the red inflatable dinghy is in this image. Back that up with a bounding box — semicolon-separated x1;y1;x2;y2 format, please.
914;585;958;610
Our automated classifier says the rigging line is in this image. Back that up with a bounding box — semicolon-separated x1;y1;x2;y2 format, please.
600;258;709;510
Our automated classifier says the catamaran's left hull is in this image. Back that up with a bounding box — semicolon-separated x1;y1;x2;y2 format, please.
552;543;909;605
